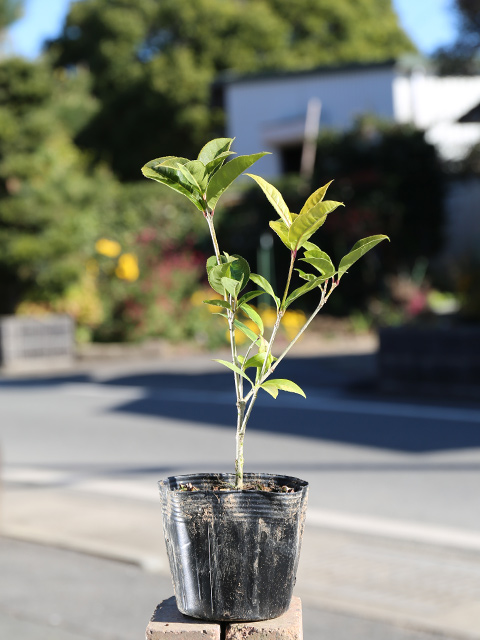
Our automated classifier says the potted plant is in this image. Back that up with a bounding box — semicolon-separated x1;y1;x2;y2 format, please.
141;138;388;622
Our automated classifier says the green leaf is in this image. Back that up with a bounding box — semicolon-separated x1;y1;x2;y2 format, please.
208;261;231;295
249;273;280;308
203;299;231;309
229;255;250;292
237;290;264;306
283;276;327;309
288;200;343;250
244;352;275;370
269;219;294;249
260;379;306;399
142;157;204;211
205;151;235;178
213;359;253;385
222;276;242;298
197;138;234;165
234;319;261;343
207;255;249;295
240;303;264;335
246;174;291;226
176;162;202;193
206;153;269;209
185;160;208;192
295;268;315;282
299;181;333;216
301;250;336;278
338;235;390;279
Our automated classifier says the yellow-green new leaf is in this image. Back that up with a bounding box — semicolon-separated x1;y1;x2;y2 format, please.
203;299;231;309
240;303;264;335
283;276;327;309
289;200;343;250
213;359;253;385
270;219;294;249
206;153;269;209
261;379;306;399
249;273;280;309
301;249;335;278
299;181;334;216
142;156;204;211
233;319;261;344
197;138;234;164
246;174;292;226
338;235;390;279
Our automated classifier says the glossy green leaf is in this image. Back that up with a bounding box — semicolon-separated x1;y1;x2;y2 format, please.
240;303;264;335
295;268;315;282
244;351;275;370
213;359;253;385
249;273;280;308
203;299;231;309
338;235;390;279
185;160;208;192
176;162;202;193
141;157;204;211
237;290;264;306
302;241;321;253
283;276;327;309
206;153;269;209
288;200;343;250
269;219;294;249
208;261;231;295
205;151;235;178
299;180;333;216
222;276;242;298
246;174;291;226
260;379;306;399
301;250;335;277
229;255;250;291
197;138;234;165
233;319;261;343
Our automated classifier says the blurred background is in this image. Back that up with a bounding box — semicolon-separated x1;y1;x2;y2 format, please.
1;1;480;640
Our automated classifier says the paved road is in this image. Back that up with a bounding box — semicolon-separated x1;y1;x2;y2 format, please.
0;538;450;640
1;351;480;638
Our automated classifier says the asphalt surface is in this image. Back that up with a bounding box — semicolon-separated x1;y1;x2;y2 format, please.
1;348;480;639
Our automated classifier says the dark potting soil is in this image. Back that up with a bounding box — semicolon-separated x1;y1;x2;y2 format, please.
178;480;295;493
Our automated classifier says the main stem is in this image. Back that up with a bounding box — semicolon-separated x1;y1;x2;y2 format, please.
205;208;244;488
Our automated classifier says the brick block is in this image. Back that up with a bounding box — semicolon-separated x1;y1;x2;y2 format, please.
146;597;220;640
226;597;303;640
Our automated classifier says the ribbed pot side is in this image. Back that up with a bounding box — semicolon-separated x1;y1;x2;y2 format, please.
158;472;309;622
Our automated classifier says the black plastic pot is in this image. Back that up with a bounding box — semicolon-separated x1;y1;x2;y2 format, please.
158;472;308;622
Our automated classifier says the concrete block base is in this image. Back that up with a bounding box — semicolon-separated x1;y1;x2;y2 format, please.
146;596;303;640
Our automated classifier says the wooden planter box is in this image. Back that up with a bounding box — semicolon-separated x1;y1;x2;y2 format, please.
378;325;480;399
0;314;74;372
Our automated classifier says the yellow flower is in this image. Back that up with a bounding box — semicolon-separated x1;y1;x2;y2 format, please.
281;309;306;340
95;238;121;258
260;307;277;328
115;253;139;281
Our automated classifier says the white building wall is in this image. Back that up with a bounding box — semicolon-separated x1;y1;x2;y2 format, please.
225;67;396;177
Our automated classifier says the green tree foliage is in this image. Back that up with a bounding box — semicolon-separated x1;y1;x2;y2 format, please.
0;0;22;29
0;58;119;313
47;0;415;179
435;0;480;74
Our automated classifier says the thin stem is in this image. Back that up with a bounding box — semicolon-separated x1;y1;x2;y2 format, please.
235;399;246;489
281;251;296;309
205;209;221;264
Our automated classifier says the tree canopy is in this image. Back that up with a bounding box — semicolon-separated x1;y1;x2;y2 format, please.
435;0;480;74
47;0;415;179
